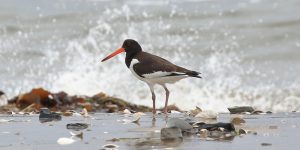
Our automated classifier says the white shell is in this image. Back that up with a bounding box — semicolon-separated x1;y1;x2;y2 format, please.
57;137;75;145
195;110;218;119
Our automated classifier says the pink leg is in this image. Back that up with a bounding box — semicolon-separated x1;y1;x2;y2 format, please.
148;84;156;114
162;85;169;114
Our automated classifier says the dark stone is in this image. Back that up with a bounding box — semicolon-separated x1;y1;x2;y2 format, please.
228;106;254;114
0;91;4;96
66;123;89;131
193;122;235;132
39;108;62;123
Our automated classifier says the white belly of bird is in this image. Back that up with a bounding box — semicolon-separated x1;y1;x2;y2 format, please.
129;59;188;85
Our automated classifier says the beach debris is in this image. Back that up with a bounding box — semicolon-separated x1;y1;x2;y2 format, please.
57;137;75;145
39;108;62;123
16;88;56;109
165;104;181;113
261;143;272;146
161;127;183;140
192;122;235;132
230;117;245;125
166;118;193;131
190;106;202;116
228;106;254;114
195;110;218;119
102;144;119;150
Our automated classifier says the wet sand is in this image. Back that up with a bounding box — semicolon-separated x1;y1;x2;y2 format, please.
0;112;299;150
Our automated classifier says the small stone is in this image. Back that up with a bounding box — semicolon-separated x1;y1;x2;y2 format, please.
261;143;272;146
161;127;183;140
228;106;254;114
266;111;272;114
230;117;245;125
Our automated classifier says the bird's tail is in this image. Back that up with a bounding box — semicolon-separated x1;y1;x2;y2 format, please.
186;71;202;78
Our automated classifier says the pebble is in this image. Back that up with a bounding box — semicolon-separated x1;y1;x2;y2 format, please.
161;127;183;140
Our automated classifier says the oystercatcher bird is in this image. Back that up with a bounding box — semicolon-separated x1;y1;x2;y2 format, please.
101;39;201;114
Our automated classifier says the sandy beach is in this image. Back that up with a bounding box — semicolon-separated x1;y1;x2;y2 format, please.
0;112;299;150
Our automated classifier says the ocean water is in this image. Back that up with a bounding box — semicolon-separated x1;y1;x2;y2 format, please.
0;0;300;112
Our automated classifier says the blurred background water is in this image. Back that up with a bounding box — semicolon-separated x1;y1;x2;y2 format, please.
0;0;299;112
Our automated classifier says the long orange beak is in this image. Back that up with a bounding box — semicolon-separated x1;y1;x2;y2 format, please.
101;48;125;62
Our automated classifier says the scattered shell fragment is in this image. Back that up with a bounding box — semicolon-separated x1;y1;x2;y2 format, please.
123;109;131;114
195;110;218;119
102;144;119;150
171;110;181;114
190;106;202;116
121;116;141;124
230;117;245;125
57;137;75;145
261;143;272;146
81;108;89;117
238;129;247;135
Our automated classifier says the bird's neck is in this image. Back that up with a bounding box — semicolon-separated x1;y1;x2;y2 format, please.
125;52;140;68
